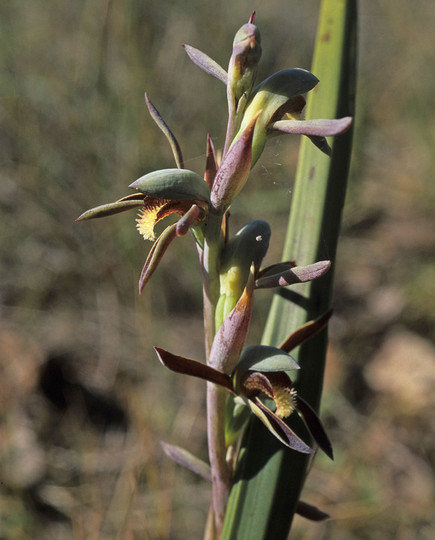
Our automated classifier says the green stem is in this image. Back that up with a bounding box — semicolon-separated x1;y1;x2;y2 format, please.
203;207;231;535
206;382;231;537
203;209;224;330
223;96;237;157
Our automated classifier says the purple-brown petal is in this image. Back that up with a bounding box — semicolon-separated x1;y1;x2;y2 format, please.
295;395;333;459
154;347;233;391
279;310;333;353
248;398;314;454
139;223;177;294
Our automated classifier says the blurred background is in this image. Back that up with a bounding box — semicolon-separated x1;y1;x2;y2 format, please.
1;0;434;538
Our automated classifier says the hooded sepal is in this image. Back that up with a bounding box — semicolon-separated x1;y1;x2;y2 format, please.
216;220;271;324
234;345;300;373
129;168;210;203
220;220;271;274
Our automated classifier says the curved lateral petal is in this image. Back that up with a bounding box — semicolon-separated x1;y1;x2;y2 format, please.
145;93;184;169
271;117;352;157
295;395;333;459
182;44;228;84
139;223;177;293
154;347;233;391
248;398;313;454
256;261;295;278
279;310;333;353
270;116;352;137
160;441;212;482
75;197;143;221
255;260;331;289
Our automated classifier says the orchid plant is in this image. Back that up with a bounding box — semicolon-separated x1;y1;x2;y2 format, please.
77;12;351;538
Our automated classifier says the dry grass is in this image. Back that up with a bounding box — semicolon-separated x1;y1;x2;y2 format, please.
1;1;434;538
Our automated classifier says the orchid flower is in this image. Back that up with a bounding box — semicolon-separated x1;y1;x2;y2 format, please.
155;340;332;458
183;12;352;170
76;167;209;293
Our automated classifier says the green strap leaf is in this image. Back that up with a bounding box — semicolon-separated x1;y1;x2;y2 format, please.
222;1;357;538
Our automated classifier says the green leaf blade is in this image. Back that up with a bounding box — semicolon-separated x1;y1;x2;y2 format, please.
222;1;357;538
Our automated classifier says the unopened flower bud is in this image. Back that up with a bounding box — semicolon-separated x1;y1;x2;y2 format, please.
227;17;262;106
